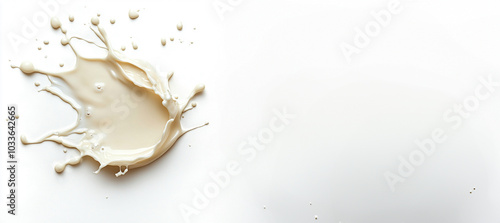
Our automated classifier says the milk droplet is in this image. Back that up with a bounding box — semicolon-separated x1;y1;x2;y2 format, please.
121;45;126;51
69;14;75;22
61;27;67;34
110;19;115;24
43;40;49;45
50;17;61;29
132;42;138;50
19;62;35;74
91;16;100;26
54;163;65;173
177;22;183;31
314;215;318;220
97;13;101;17
129;9;139;19
194;84;205;93
63;148;67;153
34;82;40;87
61;37;69;46
191;102;197;107
38;46;42;50
20;135;28;144
59;63;64;67
161;38;167;46
170;37;174;41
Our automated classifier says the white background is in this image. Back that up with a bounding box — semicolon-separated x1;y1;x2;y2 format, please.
2;0;500;222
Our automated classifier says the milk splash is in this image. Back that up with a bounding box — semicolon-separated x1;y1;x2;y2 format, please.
12;15;207;177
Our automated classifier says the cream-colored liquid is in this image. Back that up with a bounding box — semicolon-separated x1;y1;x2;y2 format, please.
129;9;139;19
61;37;69;46
91;16;100;26
12;15;207;177
50;17;61;29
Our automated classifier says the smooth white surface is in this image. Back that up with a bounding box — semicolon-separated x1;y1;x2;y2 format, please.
2;0;500;222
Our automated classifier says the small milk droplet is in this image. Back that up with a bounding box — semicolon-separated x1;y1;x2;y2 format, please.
43;40;49;45
177;22;183;31
20;61;35;74
34;82;40;87
50;17;61;30
121;45;126;51
129;9;140;19
110;19;115;24
61;37;69;46
59;63;64;67
91;16;100;26
161;38;167;46
314;215;318;220
170;37;174;41
69;14;75;22
132;42;138;50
